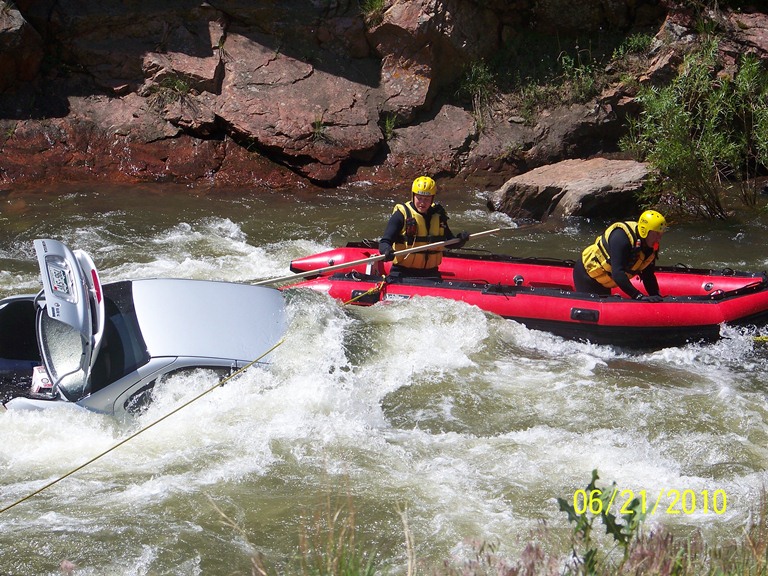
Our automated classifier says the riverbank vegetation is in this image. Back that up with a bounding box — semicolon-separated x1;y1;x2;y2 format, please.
217;469;768;575
621;40;768;220
452;0;768;220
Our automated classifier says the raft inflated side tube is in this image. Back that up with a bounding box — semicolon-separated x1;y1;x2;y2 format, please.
255;229;501;286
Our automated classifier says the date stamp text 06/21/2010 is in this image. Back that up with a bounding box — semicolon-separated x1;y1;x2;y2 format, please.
572;488;727;516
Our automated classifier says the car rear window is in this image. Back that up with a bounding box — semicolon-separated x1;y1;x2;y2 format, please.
89;281;151;394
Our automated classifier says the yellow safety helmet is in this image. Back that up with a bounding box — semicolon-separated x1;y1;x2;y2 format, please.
637;210;667;238
412;176;436;196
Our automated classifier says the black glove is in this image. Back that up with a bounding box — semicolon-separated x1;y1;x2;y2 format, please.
454;231;470;249
635;294;663;303
380;246;395;261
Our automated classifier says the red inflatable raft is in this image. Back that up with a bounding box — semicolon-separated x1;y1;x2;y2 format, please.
287;241;768;349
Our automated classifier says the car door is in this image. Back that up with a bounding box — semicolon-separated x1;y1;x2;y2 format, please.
33;238;105;402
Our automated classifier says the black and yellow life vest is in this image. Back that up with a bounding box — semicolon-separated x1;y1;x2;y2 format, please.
392;201;448;269
581;221;657;289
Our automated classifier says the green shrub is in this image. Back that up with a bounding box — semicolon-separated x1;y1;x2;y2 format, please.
621;38;768;219
457;60;498;129
360;0;385;27
381;113;397;141
557;469;645;575
491;33;618;123
612;33;653;61
313;114;331;143
558;51;599;102
147;75;192;110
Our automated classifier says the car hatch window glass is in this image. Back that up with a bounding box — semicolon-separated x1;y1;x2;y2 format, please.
38;312;88;401
89;282;150;394
38;281;151;403
91;281;149;392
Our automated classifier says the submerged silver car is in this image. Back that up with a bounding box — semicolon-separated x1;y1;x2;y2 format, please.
0;239;287;417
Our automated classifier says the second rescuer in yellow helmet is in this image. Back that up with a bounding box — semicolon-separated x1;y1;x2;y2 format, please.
378;176;470;280
573;210;668;301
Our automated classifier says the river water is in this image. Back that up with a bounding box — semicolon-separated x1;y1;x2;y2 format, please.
1;182;768;575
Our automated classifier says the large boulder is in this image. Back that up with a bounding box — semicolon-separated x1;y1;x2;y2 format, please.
525;103;625;167
366;0;500;123
388;104;477;177
459;116;536;189
719;11;768;74
0;6;43;93
491;157;649;220
215;28;384;184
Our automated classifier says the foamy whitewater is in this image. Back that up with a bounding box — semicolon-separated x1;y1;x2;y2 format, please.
1;186;768;575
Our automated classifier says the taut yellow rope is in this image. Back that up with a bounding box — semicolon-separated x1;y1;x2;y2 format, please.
0;338;285;515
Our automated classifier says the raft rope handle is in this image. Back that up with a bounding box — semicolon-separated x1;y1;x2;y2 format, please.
0;338;285;516
343;280;387;306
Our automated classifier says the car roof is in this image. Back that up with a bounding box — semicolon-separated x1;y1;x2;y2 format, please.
130;278;286;361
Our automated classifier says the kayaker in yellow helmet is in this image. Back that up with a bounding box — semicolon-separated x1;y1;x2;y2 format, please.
378;176;469;280
573;210;668;301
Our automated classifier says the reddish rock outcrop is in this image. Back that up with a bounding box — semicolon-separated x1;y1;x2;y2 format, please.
0;0;766;204
368;0;500;123
215;28;383;184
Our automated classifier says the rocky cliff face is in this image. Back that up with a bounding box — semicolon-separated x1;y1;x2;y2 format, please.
0;0;766;198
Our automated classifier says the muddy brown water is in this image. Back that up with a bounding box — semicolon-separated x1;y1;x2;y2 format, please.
1;182;768;574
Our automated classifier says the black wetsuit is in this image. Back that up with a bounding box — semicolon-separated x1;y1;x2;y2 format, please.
573;228;660;298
